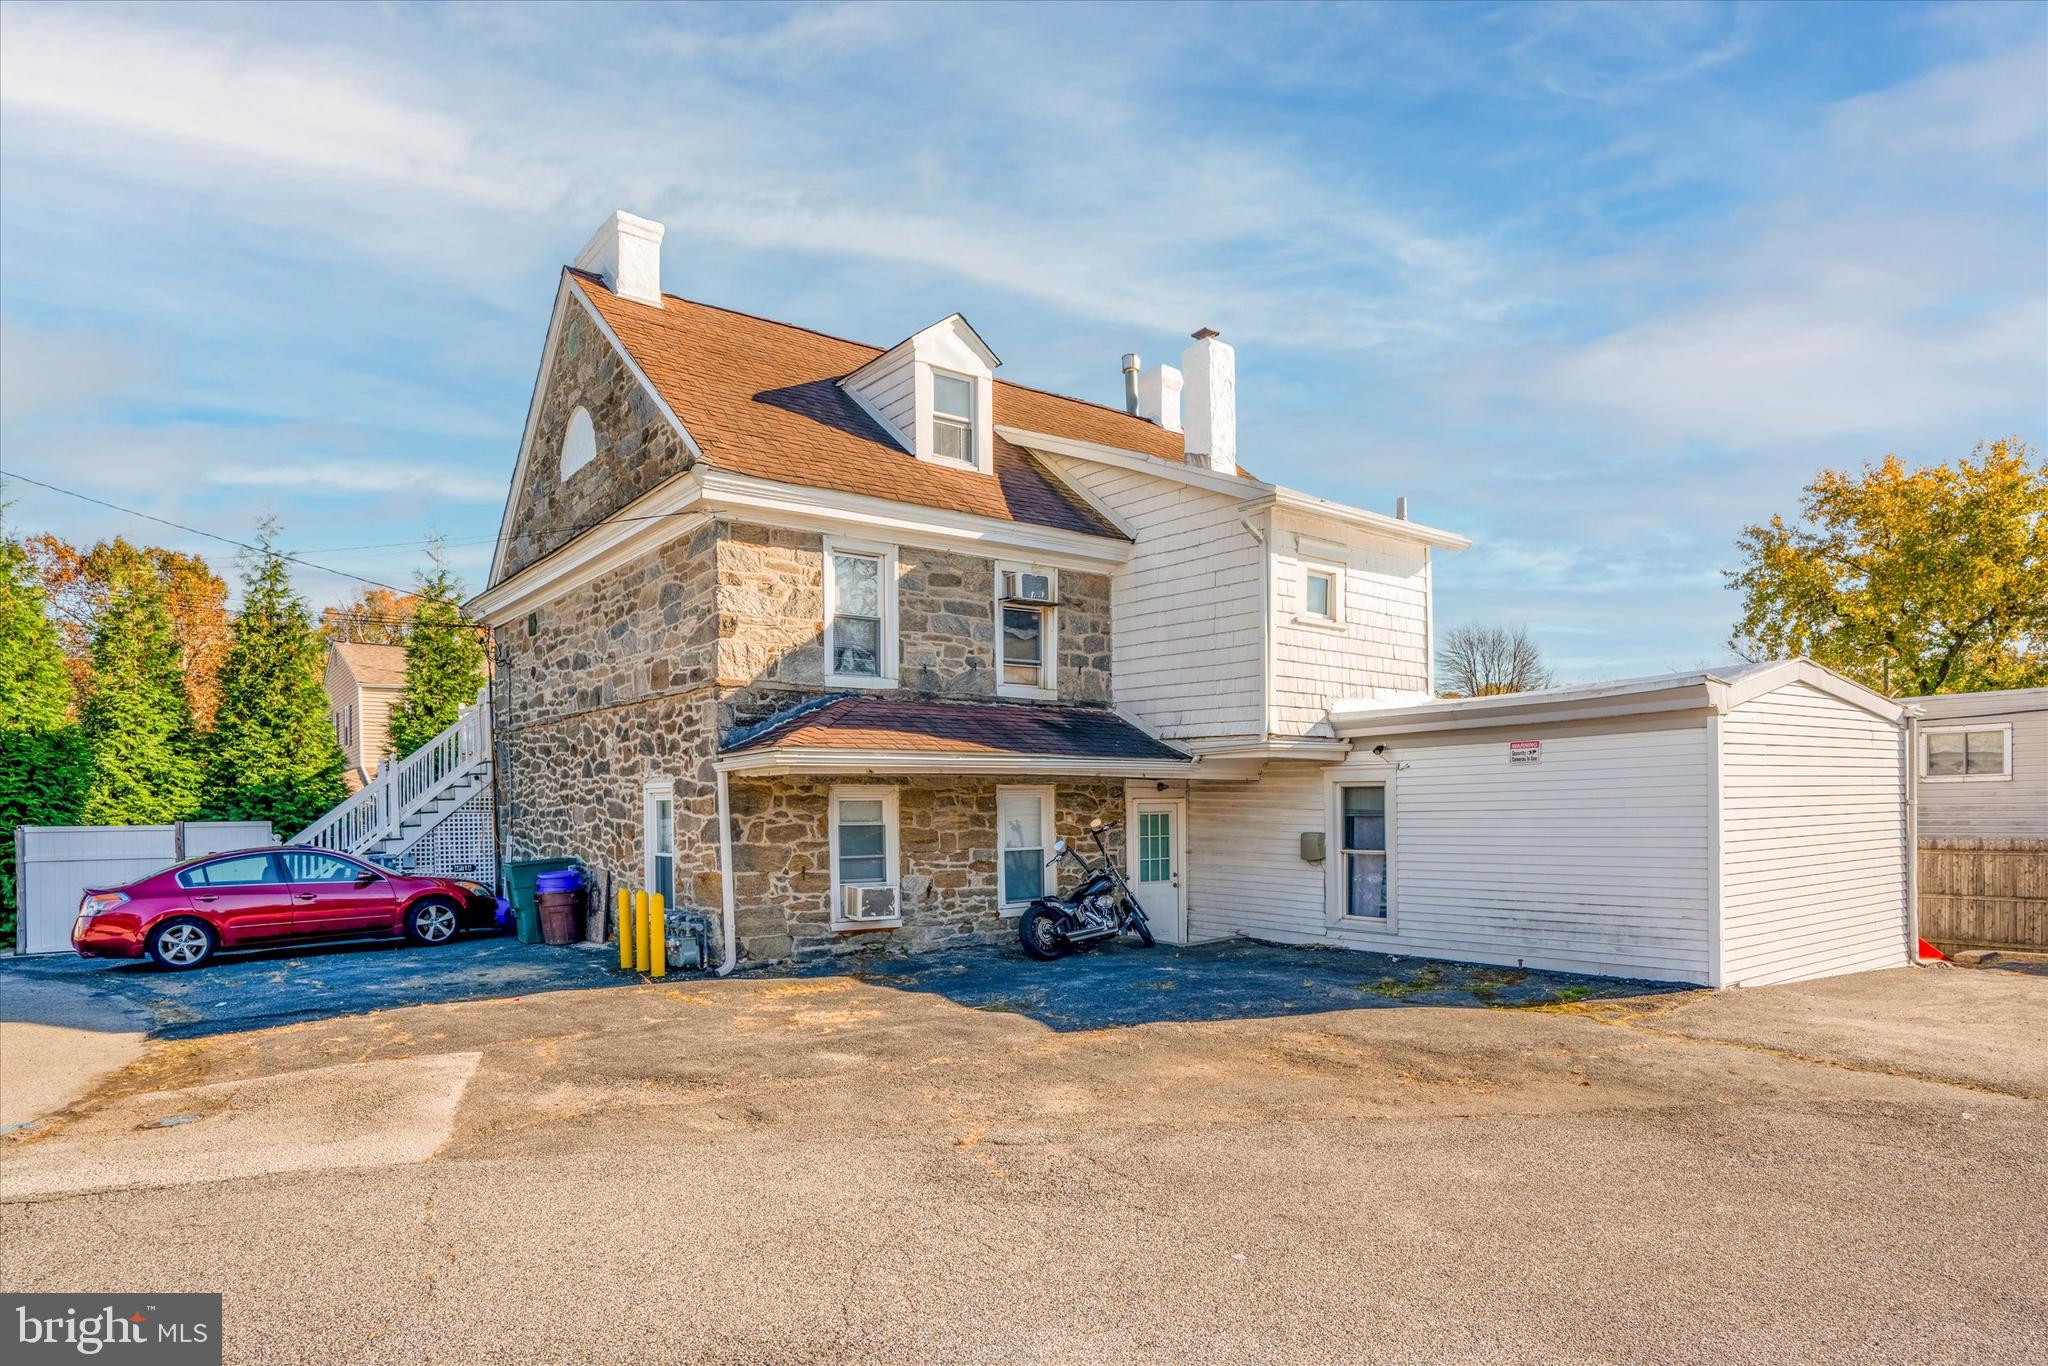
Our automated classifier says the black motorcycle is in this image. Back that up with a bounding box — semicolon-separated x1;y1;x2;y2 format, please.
1017;817;1155;960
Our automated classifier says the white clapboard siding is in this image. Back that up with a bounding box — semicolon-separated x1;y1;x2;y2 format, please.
1269;508;1430;735
1041;453;1265;739
844;350;917;449
1719;681;1908;986
358;686;400;777
1188;725;1716;983
1907;689;2048;838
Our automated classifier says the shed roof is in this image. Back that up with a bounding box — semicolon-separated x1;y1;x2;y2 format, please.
718;696;1191;776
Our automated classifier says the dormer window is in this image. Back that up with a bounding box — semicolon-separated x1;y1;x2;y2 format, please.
932;372;975;463
838;314;1000;477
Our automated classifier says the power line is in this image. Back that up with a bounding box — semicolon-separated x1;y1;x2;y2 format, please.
2;471;415;595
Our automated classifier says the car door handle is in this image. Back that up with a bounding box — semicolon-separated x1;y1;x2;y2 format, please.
294;893;317;902
194;894;219;903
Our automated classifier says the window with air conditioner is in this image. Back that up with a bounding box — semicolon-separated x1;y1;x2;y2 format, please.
830;785;900;928
825;540;897;687
931;371;975;464
996;563;1057;699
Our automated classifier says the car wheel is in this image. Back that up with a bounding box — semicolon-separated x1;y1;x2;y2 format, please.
405;899;460;946
146;918;217;971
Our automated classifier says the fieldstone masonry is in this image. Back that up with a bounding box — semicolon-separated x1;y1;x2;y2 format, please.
502;305;696;579
498;496;1122;964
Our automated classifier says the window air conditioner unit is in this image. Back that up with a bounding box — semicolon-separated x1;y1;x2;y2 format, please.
842;885;899;922
1002;570;1053;604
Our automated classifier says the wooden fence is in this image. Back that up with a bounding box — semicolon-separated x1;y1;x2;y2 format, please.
1918;837;2048;951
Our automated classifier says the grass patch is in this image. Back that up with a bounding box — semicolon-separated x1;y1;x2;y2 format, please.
1361;966;1445;998
1548;986;1594;1004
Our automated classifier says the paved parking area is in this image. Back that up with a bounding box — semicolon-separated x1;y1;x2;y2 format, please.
1;931;628;1039
3;940;2043;1362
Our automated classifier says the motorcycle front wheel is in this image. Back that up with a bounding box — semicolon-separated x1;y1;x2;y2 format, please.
1019;904;1073;961
1129;907;1155;948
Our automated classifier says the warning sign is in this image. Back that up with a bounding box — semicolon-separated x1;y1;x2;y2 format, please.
1509;740;1541;765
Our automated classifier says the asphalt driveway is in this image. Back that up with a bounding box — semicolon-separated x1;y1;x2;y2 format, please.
3;940;2043;1363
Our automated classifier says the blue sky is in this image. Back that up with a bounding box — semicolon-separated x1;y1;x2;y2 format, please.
2;0;2042;680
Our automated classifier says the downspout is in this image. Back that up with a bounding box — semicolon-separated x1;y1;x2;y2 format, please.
1239;510;1271;736
715;763;738;976
1903;706;1922;962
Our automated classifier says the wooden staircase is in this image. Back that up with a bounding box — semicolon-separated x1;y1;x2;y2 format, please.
296;689;494;874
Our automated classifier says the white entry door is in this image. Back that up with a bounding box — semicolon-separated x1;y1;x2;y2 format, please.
1128;799;1185;944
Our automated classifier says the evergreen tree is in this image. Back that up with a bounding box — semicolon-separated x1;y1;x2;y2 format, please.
202;523;348;833
387;546;487;759
0;535;89;932
78;557;202;824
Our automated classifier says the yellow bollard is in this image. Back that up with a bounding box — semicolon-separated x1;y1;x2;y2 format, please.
634;890;650;973
617;888;632;971
649;892;667;979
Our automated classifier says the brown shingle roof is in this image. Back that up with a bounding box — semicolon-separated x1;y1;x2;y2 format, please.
332;642;407;688
724;696;1190;764
569;273;1253;539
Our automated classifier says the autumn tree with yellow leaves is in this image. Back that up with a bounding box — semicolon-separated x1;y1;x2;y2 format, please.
1727;438;2046;696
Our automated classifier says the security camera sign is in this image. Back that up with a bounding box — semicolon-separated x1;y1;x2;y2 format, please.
1508;740;1541;765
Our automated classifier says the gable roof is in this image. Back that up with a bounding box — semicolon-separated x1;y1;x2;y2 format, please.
567;272;1252;541
331;642;407;689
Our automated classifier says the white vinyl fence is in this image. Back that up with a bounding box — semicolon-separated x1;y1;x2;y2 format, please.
12;822;274;956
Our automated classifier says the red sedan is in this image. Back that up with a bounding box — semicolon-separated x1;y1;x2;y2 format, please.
73;847;503;970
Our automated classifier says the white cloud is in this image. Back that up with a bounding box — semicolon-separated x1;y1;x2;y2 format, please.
207;463;506;502
0;9;524;204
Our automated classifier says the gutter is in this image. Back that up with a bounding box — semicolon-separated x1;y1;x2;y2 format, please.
1903;705;1922;964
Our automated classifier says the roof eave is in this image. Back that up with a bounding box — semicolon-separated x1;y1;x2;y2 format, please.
713;748;1195;778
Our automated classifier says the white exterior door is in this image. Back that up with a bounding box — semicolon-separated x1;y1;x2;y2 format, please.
1128;799;1185;944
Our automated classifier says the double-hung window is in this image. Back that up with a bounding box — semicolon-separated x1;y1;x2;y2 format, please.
825;541;896;686
830;785;900;926
644;781;675;906
1338;784;1389;920
996;564;1056;698
997;786;1054;913
1922;726;2011;782
932;371;975;463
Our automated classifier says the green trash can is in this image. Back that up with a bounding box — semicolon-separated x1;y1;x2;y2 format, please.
504;858;587;945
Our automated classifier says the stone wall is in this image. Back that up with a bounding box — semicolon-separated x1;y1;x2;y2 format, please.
501;302;697;579
496;514;1123;967
727;777;1128;961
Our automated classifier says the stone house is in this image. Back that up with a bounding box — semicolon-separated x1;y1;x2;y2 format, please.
471;212;1910;987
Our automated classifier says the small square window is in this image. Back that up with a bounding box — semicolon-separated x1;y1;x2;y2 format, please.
1305;572;1334;620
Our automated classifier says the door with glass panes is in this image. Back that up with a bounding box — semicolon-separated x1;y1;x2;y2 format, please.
1128;799;1185;943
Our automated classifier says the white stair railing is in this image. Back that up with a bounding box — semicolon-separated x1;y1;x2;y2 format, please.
297;687;492;854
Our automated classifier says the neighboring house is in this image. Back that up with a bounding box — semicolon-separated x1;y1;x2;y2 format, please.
1902;687;2048;839
469;211;1911;986
324;642;407;789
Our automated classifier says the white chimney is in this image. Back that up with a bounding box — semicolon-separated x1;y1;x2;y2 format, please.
1181;328;1236;475
1136;364;1183;433
573;210;665;307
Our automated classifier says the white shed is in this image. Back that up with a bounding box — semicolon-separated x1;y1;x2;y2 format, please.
1180;660;1910;988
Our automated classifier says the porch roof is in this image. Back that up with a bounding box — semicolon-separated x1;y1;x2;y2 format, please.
716;696;1193;778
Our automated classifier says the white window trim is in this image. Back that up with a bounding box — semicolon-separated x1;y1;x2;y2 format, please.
995;561;1059;701
829;784;902;930
996;785;1056;916
1920;723;2013;783
927;367;979;469
823;536;900;689
642;780;676;900
1295;558;1346;631
1324;771;1397;933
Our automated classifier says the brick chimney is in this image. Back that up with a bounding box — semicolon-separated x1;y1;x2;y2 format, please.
1181;328;1235;475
